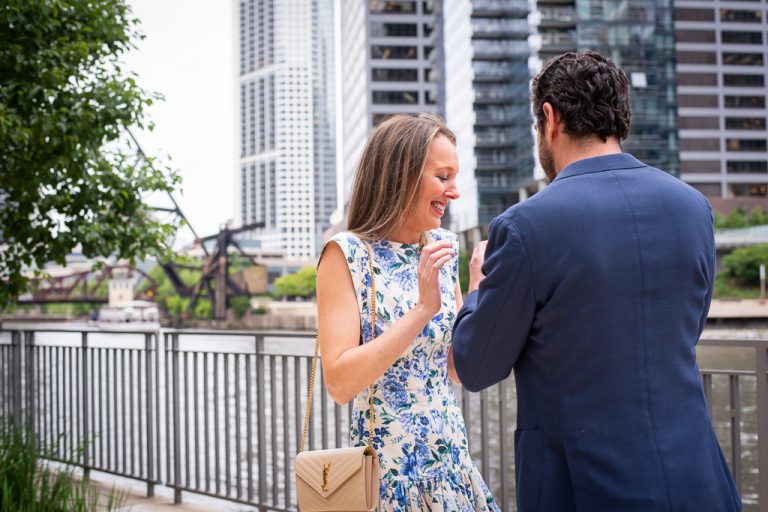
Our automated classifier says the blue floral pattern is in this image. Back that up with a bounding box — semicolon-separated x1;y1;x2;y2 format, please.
328;229;499;511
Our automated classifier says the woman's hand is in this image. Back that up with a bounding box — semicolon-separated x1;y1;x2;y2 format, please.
416;241;454;316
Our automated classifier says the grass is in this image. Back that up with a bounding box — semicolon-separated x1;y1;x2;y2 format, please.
0;419;128;511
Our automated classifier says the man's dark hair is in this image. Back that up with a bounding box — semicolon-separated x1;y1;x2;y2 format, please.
531;50;631;142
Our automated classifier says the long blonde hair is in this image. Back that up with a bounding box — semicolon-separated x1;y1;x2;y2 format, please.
347;113;456;243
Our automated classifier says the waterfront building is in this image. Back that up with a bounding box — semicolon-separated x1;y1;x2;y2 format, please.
444;0;680;245
339;0;443;208
235;0;336;260
443;0;535;244
674;1;768;211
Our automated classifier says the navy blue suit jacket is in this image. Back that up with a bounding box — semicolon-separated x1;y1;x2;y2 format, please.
452;154;741;511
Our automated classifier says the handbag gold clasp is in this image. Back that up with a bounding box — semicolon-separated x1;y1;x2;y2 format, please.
321;462;331;491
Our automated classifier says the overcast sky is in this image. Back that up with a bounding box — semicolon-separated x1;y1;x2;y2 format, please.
123;0;236;242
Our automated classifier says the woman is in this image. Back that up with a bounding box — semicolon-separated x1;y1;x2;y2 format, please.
316;114;499;511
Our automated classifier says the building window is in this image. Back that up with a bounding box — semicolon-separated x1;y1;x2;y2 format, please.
423;23;434;37
680;139;720;151
675;8;714;22
681;160;721;173
721;31;763;45
725;95;766;109
679;95;719;108
690;183;722;196
371;45;418;59
369;1;416;14
425;89;437;105
726;139;767;152
676;30;715;44
676;52;717;65
372;90;419;104
727;161;768;173
730;183;767;197
722;53;764;66
723;74;764;87
725;117;767;130
679;117;719;130
369;22;417;37
677;73;717;86
720;9;762;22
372;68;418;82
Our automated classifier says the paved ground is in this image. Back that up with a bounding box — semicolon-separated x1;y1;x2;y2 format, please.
92;476;253;511
708;298;768;319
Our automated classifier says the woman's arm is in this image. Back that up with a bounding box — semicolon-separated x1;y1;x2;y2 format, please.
317;240;453;405
447;280;462;385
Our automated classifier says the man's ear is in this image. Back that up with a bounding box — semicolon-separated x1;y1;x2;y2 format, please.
542;102;560;141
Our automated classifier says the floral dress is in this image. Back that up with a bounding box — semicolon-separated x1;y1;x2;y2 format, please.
326;228;499;512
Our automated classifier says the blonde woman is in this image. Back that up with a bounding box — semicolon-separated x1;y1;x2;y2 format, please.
317;114;499;511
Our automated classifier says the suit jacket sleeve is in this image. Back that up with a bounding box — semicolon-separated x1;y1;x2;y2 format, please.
452;216;536;392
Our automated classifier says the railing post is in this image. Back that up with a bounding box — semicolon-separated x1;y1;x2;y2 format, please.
256;334;267;512
145;332;155;497
11;330;22;421
25;332;35;431
172;333;182;504
757;345;768;512
81;332;90;480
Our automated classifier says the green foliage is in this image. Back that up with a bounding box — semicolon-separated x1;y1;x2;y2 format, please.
273;266;317;298
0;0;181;309
721;244;768;285
458;251;469;295
714;207;768;230
0;419;126;511
165;295;189;319
193;298;212;319
713;273;761;299
229;295;251;318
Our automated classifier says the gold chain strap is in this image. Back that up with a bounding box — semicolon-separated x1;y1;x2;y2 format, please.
299;241;377;453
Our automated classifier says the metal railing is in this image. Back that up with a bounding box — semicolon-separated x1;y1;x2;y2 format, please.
0;327;766;511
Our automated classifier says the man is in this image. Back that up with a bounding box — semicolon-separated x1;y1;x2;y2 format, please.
451;51;740;511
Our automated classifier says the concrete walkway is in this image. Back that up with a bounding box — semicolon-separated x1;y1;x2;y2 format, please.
708;298;768;319
93;477;254;512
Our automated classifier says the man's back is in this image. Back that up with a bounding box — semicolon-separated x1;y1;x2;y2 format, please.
454;153;740;511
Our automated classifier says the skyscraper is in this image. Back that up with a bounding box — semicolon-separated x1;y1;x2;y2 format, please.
445;1;680;244
444;0;536;244
236;0;336;260
339;0;443;208
674;3;768;208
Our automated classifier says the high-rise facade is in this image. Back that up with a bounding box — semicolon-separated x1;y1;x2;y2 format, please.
674;2;768;207
445;0;681;244
534;0;679;173
339;0;443;207
236;0;336;260
444;0;535;243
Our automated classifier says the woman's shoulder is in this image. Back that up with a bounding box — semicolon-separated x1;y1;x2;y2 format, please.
321;231;366;265
427;228;458;245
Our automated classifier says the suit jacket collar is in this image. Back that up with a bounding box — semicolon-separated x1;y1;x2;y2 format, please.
554;153;647;182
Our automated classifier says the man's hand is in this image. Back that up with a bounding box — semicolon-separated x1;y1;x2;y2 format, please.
468;241;487;293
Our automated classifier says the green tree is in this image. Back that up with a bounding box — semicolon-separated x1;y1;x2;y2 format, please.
273;266;316;298
0;1;181;309
747;207;768;227
718;208;747;230
721;244;768;285
458;250;469;295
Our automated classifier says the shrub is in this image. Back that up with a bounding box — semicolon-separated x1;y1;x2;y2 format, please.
230;296;252;318
0;419;126;511
721;244;768;285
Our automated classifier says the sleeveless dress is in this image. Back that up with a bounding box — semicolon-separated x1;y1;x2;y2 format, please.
326;228;499;512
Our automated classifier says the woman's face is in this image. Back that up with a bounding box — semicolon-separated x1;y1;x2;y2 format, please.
403;134;460;235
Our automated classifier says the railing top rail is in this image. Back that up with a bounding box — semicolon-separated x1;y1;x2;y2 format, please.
0;324;159;335
699;338;768;348
162;328;314;337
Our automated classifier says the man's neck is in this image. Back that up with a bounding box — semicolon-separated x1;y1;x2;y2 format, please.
555;137;622;176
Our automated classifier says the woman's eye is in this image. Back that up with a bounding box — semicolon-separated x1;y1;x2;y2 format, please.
438;175;449;182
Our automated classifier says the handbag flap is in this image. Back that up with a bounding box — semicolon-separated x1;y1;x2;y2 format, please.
295;447;372;499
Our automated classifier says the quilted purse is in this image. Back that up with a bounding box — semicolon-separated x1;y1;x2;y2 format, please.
295;241;380;512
